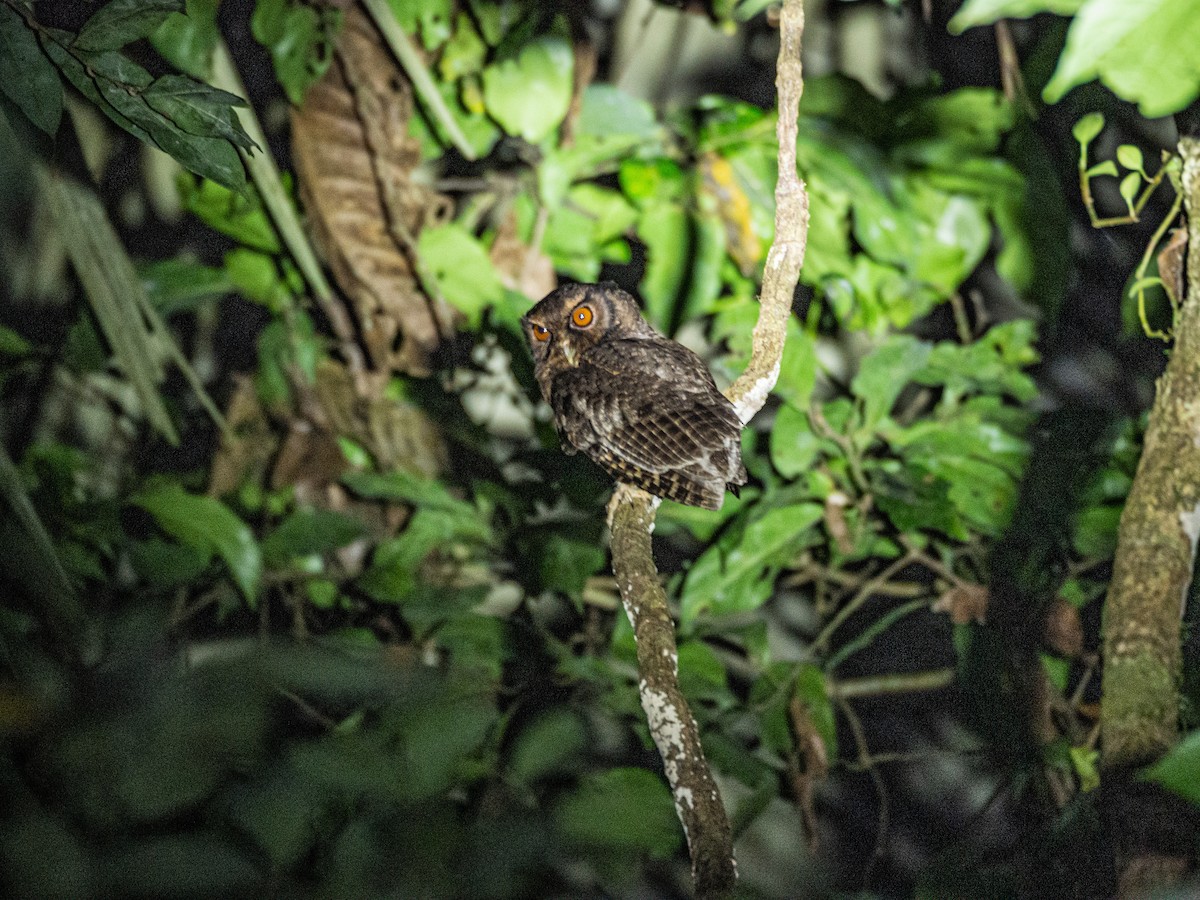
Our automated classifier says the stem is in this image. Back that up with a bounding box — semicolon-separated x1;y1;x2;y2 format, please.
361;0;477;162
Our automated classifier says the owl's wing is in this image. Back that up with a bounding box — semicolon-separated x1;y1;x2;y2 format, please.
550;339;745;508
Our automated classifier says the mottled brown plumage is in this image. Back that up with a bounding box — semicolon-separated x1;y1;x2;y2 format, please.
522;283;747;510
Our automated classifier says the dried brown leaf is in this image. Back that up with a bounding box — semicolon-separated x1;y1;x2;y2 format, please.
291;5;454;380
932;582;989;625
1158;225;1187;307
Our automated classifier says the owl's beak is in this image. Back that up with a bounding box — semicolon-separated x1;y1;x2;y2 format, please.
561;342;577;365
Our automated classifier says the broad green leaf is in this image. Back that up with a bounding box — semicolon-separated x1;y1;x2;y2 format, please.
1044;0;1200;117
129;538;211;589
151;0;220;78
438;12;486;81
262;509;367;563
554;768;683;857
75;0;185;52
637;202;688;331
950;0;1084;31
417;223;504;326
1143;728;1200;806
682;503;824;623
577;84;659;140
770;402;820;479
132;483;261;602
0;4;63;135
851;334;932;434
481;33;573;142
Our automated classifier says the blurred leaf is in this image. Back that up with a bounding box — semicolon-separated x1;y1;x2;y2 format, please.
418;223;504;326
129;537;211;589
482;32;572;142
770;402;820;479
75;0;185;52
1116;143;1145;174
950;0;1084;31
262;508;367;564
40;167;180;443
554;767;683;857
539;533;607;599
140;258;233;315
251;0;341;105
387;0;453;51
0;325;33;358
151;0;220;78
0;4;63;135
796;663;838;760
1143;728;1200;806
637;202;688;331
181;177;280;252
1044;0;1200;117
851;334;932;435
507;710;586;785
132;483;261;602
1072;111;1105;146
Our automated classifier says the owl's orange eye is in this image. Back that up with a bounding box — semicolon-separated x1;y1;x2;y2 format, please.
532;324;551;342
572;305;594;327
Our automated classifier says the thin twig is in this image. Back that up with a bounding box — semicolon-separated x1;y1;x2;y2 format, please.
361;0;477;161
813;550;918;653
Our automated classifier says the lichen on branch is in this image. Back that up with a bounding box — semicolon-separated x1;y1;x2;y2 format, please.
606;2;809;895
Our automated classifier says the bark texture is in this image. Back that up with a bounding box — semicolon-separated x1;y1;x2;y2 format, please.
606;2;809;895
1101;138;1200;768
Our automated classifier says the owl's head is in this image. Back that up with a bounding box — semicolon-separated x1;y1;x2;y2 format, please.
522;283;655;397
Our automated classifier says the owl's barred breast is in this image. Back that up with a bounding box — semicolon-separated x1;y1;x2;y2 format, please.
522;283;747;511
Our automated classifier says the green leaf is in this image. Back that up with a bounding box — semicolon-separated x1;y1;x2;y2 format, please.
129;537;212;589
1116;143;1145;174
151;0;220;78
851;334;932;434
481;33;573;142
143;75;256;151
417;223;504;326
139;258;233;315
132;483;262;602
770;402;820;479
251;0;341;105
0;4;63;135
795;663;838;760
950;0;1083;31
539;533;607;599
1119;171;1141;209
262;509;367;563
507;711;587;785
0;325;33;357
180;178;279;252
386;0;453;52
682;503;824;623
1085;160;1119;178
554;768;683;857
637;202;688;331
1072;111;1105;146
75;0;185;52
1044;0;1200;118
1143;728;1200;806
438;12;486;81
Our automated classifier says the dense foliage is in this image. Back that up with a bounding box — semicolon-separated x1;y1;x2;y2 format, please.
2;0;1200;896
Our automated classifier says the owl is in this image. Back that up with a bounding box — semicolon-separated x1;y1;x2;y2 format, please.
522;283;747;510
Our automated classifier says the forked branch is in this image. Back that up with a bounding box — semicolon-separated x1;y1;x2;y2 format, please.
606;2;809;895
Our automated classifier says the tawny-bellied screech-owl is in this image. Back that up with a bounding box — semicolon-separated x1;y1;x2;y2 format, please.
522;282;747;510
